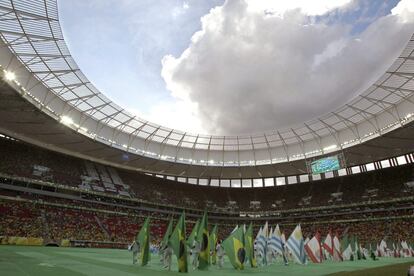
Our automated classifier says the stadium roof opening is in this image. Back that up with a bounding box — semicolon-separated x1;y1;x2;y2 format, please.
0;0;414;168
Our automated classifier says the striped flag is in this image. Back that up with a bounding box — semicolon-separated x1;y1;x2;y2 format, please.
323;231;334;257
304;232;323;263
255;222;269;265
333;234;343;261
268;224;284;255
286;224;306;264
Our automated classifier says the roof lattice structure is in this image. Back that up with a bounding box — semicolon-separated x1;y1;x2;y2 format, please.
0;0;413;167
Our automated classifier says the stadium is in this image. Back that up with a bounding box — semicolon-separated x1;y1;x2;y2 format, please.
0;0;414;275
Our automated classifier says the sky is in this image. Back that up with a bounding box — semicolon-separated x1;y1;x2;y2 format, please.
58;0;414;135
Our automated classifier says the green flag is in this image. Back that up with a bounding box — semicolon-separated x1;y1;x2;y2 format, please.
350;235;356;252
244;223;257;268
187;219;200;247
341;234;353;261
136;217;150;266
197;212;209;269
223;226;245;270
353;236;362;260
161;217;174;250
209;224;218;265
169;212;188;273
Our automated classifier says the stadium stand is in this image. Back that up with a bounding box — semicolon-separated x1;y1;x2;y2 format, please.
0;135;413;249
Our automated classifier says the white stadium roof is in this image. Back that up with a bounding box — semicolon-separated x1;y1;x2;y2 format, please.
0;0;414;169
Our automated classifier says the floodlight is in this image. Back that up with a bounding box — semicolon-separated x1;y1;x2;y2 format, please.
323;144;337;151
4;70;16;81
60;115;74;125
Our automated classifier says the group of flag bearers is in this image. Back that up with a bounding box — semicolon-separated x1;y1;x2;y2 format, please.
130;212;414;273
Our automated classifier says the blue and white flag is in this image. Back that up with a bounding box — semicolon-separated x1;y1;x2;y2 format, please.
268;224;284;255
255;222;269;265
286;224;306;264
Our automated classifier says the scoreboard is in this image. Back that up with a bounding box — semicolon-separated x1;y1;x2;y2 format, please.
310;155;341;174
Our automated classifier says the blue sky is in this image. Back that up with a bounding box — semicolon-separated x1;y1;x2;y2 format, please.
58;0;222;114
58;0;414;135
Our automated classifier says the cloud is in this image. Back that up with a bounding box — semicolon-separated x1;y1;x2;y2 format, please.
127;99;204;134
161;0;414;135
245;0;352;16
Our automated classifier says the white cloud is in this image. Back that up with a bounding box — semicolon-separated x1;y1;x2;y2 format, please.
161;0;414;135
245;0;352;16
128;99;204;134
392;0;414;22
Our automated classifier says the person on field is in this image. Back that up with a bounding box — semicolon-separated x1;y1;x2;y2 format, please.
190;239;200;270
129;240;140;264
216;239;225;268
163;244;173;271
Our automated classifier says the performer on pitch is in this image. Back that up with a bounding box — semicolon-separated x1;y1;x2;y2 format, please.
129;240;140;264
163;244;173;271
216;239;225;268
190;239;200;270
282;242;289;266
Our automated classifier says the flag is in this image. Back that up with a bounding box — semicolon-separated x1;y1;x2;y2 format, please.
254;227;262;261
256;222;268;265
268;224;284;255
286;224;306;264
281;231;289;265
197;211;209;269
169;212;188;273
209;224;218;264
187;219;200;247
223;226;245;270
387;240;395;257
341;235;353;261
281;232;286;246
304;232;323;263
353;236;362;260
231;225;239;233
136;217;150;266
244;223;257;267
161;217;174;250
333;234;343;261
323;231;334;257
379;240;387;257
401;241;412;257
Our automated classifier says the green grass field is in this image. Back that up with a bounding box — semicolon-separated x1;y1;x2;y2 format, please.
0;246;413;276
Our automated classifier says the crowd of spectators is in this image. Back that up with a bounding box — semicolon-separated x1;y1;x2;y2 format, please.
1;192;412;248
0;136;413;213
0;135;413;248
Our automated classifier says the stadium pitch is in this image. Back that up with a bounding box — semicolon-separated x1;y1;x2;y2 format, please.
0;246;413;276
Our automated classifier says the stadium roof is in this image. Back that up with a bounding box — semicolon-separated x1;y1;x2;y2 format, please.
0;0;414;173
